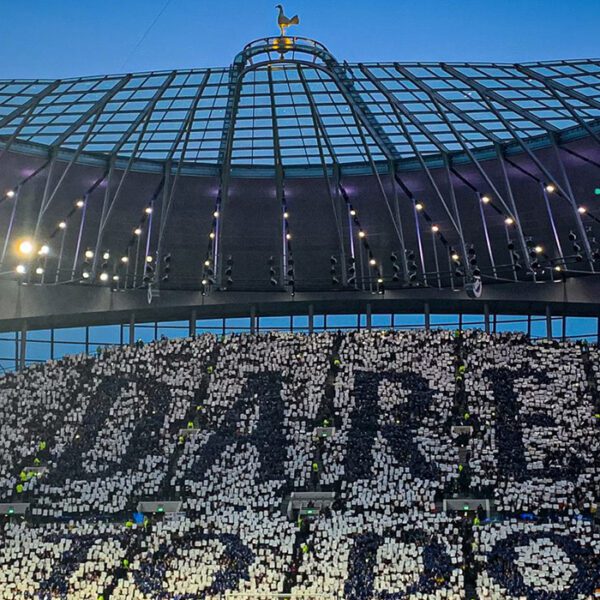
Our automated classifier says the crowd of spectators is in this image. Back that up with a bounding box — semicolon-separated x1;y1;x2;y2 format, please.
0;520;128;598
295;510;465;598
1;335;216;515
475;517;600;598
0;329;598;597
322;329;458;509
463;331;598;514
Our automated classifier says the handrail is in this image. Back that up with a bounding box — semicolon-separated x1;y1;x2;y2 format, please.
233;36;335;70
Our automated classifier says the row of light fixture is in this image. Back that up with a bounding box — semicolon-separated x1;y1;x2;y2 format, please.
201;200;222;291
13;196;86;276
339;185;384;292
5;178;597;289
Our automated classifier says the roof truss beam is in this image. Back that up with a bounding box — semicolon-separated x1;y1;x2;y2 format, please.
359;64;449;154
441;63;560;133
111;72;178;156
515;64;600;112
0;80;61;130
50;75;133;148
394;64;504;144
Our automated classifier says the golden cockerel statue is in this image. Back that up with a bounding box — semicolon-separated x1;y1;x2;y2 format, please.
276;5;300;36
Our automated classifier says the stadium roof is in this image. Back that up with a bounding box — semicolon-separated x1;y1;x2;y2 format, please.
1;36;600;333
1;37;599;169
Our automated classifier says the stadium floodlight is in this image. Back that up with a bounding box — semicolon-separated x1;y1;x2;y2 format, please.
6;190;15;199
99;272;109;282
18;240;34;255
545;183;556;193
85;249;94;259
39;245;50;256
15;264;26;274
481;195;491;204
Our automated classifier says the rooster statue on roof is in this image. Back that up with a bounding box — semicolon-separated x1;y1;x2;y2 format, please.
276;5;300;36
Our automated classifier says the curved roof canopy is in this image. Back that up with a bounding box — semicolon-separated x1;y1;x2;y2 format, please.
1;37;600;319
1;37;599;168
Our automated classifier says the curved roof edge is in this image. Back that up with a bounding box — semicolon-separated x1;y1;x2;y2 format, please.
2;118;598;179
1;50;599;171
2;276;600;333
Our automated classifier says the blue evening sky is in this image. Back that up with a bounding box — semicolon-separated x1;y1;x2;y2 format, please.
1;0;599;79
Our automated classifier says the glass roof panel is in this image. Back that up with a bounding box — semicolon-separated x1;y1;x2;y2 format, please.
0;57;597;167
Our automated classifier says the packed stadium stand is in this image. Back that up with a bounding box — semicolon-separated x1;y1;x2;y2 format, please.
0;329;598;599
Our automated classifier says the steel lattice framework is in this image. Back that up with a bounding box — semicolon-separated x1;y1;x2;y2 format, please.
1;38;599;167
1;36;600;334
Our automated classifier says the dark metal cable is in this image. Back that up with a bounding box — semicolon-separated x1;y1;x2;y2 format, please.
120;0;175;71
